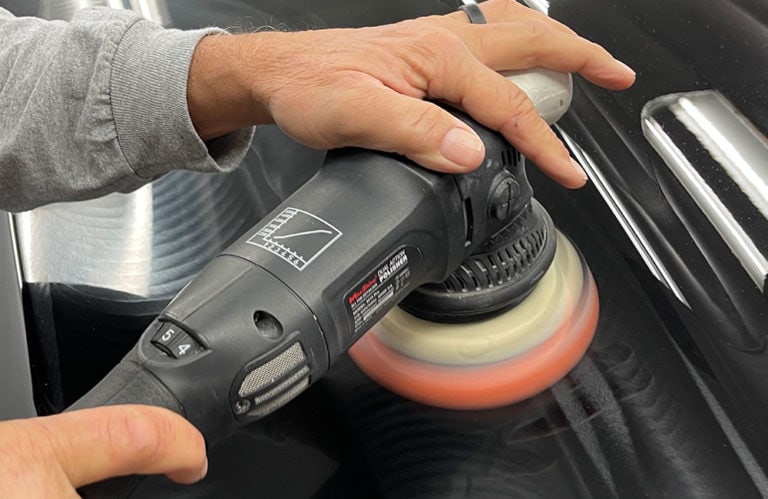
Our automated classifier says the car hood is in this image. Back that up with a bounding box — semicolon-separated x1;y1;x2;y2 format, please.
4;0;768;497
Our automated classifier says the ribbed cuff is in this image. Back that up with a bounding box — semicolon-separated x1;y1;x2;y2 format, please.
110;20;254;179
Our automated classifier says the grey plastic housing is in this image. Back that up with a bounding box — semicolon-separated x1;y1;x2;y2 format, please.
504;68;574;125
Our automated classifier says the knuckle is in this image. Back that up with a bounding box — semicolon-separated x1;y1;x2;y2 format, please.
107;406;165;461
402;105;447;151
410;27;466;69
325;91;376;143
405;15;444;28
498;0;516;13
434;29;467;57
573;40;612;73
334;71;372;90
519;20;549;41
501;88;539;131
588;40;613;61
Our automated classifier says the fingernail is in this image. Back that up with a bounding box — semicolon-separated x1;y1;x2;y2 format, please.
570;157;589;184
614;58;636;77
440;127;485;168
199;458;209;481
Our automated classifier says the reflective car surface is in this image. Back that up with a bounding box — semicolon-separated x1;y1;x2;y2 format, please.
1;0;767;497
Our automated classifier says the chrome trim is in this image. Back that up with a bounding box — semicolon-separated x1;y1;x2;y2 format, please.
558;127;689;305
642;91;768;295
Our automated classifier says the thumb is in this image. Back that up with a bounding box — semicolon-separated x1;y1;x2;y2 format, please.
334;85;486;173
36;405;207;488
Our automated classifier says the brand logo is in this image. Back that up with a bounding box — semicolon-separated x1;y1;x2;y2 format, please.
247;207;342;271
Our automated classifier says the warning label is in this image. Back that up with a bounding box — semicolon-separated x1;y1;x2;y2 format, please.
246;207;342;271
346;247;414;335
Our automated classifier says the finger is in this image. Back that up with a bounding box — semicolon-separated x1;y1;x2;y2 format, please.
458;22;635;89
444;0;577;36
322;80;485;172
36;406;207;488
433;56;587;188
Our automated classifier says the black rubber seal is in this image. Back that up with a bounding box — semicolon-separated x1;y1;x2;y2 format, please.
459;3;486;24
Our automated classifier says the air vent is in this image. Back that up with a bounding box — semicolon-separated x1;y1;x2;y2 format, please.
399;199;556;323
238;342;307;397
443;228;546;292
233;342;311;420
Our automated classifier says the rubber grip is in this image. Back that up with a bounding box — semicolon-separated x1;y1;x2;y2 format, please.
68;359;184;498
68;359;183;414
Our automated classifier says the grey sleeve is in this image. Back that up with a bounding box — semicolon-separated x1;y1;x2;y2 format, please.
0;7;255;212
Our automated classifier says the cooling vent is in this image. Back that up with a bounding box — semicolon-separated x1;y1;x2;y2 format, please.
500;147;521;168
444;228;547;293
398;193;556;323
234;342;310;419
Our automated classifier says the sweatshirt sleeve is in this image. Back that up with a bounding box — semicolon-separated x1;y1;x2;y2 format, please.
0;7;255;212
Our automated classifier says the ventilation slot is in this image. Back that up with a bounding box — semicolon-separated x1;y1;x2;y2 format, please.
247;377;310;418
238;342;307;397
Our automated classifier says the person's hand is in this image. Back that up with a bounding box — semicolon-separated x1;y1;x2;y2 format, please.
0;405;207;498
187;0;635;188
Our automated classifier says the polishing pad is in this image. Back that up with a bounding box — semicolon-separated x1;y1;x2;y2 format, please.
349;232;598;410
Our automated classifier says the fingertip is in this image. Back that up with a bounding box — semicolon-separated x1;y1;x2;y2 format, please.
587;58;636;90
613;59;636;78
116;406;207;485
166;456;208;485
549;157;589;189
569;157;588;182
200;457;209;481
439;126;485;170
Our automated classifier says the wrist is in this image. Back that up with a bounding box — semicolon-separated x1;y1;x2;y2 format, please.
187;32;274;140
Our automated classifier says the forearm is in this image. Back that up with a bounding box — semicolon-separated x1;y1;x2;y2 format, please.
0;8;253;212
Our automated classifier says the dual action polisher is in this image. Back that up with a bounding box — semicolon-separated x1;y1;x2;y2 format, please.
71;69;598;494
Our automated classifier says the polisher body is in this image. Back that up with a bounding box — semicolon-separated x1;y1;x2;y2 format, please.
70;112;546;445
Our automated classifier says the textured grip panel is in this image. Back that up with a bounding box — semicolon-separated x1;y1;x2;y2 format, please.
68;361;184;498
68;360;183;414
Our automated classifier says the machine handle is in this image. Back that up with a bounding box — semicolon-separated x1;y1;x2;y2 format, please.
68;358;185;498
68;358;183;414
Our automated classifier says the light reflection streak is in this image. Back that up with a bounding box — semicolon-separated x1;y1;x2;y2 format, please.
558;128;689;305
673;94;768;221
642;91;768;293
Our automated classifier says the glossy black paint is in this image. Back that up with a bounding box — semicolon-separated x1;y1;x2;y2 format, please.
4;0;768;496
549;0;768;475
134;176;764;498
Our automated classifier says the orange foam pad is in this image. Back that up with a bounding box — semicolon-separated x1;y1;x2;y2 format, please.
348;269;599;410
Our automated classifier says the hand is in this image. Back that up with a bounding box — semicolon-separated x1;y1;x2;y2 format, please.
187;0;635;188
0;406;207;498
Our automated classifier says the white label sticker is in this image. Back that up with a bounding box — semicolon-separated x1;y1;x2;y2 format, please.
246;207;342;271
